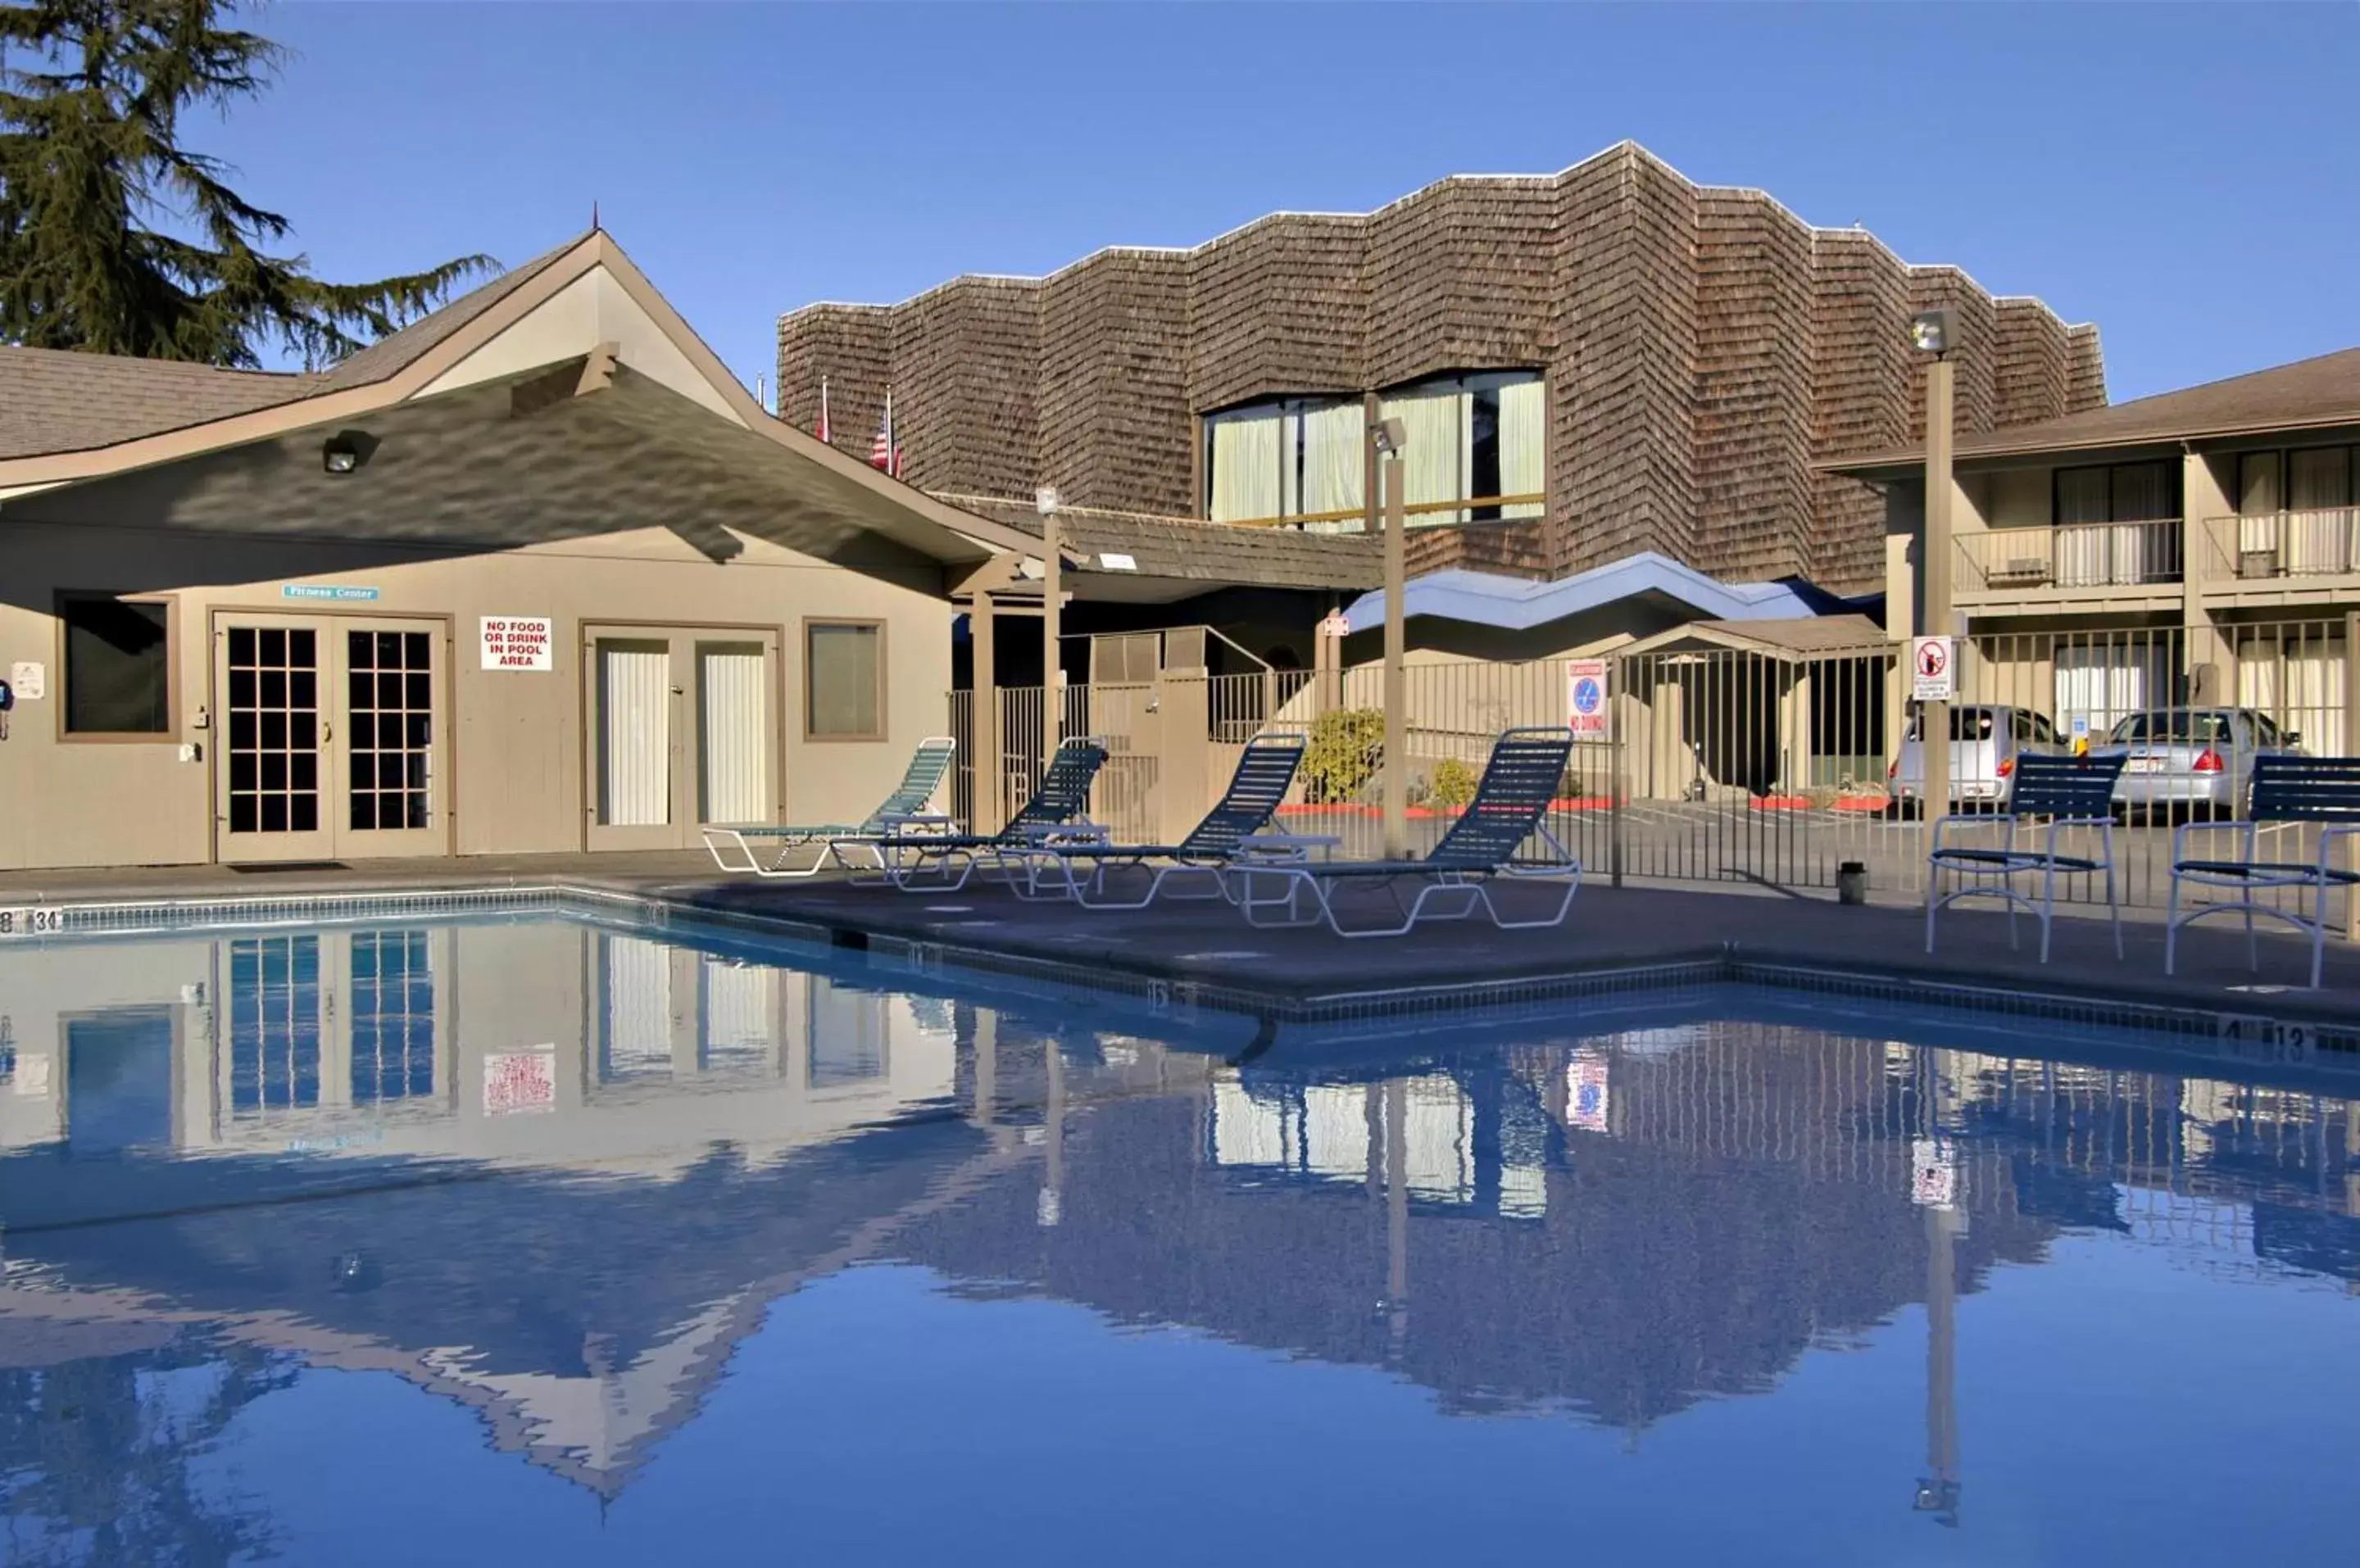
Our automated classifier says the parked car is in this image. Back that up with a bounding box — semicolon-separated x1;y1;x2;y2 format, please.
2087;707;2305;818
1890;704;2063;811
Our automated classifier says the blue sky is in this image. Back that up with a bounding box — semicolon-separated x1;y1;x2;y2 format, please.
213;2;2358;404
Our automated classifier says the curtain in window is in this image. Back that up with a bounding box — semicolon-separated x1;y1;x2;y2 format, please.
2236;632;2346;757
2109;462;2172;582
1208;410;1283;524
2238;451;2283;564
1497;378;1546;520
2053;639;2168;737
2054;469;2113;587
1381;387;1464;528
2286;446;2356;573
1299;401;1365;532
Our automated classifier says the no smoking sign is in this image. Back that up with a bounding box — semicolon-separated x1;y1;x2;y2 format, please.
1910;636;1956;701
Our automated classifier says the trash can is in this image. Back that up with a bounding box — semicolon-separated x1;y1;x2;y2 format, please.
1837;861;1868;906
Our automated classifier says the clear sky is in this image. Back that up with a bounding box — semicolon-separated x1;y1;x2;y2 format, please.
210;1;2358;406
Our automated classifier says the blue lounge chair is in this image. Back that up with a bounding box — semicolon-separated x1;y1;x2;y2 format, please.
860;737;1110;892
1925;751;2126;963
2167;754;2360;989
701;736;955;878
1238;727;1581;939
1002;732;1308;906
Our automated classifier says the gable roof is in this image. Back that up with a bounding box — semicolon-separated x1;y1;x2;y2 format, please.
1826;345;2360;474
0;229;1045;565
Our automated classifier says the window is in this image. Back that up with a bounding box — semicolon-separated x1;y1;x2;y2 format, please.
1204;397;1363;528
806;621;883;739
1379;371;1545;528
59;595;170;735
2231;445;2358;575
1200;371;1545;531
2051;462;2179;587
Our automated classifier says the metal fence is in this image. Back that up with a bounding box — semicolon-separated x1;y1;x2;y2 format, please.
946;615;2356;922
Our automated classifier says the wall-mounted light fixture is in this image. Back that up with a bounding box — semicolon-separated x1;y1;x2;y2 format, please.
1369;417;1408;457
322;431;372;475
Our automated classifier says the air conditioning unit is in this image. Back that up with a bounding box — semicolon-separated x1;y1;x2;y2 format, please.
2238;548;2281;580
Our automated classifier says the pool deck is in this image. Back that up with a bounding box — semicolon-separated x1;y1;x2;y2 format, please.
3;851;2354;1033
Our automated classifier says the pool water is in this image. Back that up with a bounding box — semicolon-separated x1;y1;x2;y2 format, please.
2;913;2356;1566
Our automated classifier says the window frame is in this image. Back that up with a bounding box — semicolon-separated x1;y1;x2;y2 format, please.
801;617;887;743
52;591;178;744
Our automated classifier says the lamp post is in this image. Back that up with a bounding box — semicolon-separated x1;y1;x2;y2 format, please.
1913;308;1958;859
1372;416;1409;859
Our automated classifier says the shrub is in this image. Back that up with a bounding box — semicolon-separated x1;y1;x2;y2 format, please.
1303;708;1384;803
1429;756;1479;811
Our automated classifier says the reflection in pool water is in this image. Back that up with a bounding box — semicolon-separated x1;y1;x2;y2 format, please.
1;915;2356;1566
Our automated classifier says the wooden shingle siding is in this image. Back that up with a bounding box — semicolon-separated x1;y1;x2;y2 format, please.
778;142;2101;596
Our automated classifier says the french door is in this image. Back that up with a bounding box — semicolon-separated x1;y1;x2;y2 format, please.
584;627;780;850
212;614;451;863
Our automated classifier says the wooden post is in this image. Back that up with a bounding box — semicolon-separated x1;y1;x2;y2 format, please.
974;591;1001;833
1042;513;1062;766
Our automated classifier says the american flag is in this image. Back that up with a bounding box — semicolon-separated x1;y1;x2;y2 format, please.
869;388;902;478
814;377;831;444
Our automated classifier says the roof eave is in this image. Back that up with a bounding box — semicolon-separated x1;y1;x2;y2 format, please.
1821;407;2360;478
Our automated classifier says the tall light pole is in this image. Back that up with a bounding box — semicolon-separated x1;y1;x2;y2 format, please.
1373;416;1409;859
1913;309;1957;859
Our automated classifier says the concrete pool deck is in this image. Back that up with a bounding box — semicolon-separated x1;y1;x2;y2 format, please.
2;850;2354;1036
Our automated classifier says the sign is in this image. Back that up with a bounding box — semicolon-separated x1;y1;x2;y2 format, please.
1097;551;1137;572
282;583;380;602
0;906;64;939
2069;714;2091;756
1567;1049;1611;1132
1566;658;1611;738
1910;1135;1958;1208
1910;636;1956;701
483;1048;556;1115
1318;610;1351;641
7;661;43;700
479;616;554;672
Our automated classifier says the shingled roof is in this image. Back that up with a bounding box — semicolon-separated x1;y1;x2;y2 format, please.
0;346;315;459
944;493;1382;592
0;234;589;460
1826;344;2360;474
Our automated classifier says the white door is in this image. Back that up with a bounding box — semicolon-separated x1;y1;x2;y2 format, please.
586;628;778;850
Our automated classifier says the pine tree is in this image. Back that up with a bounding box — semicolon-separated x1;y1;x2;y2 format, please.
0;0;491;368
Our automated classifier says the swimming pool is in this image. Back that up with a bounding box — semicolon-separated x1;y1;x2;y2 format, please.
2;911;2355;1565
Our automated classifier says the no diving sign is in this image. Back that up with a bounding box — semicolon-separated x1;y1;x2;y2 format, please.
1911;636;1956;701
480;616;553;671
1567;658;1610;738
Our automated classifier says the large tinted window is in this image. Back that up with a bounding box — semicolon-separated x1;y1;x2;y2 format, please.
806;622;883;739
61;596;170;734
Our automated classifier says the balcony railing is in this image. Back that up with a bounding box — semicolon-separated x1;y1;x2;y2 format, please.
1222;493;1546;531
1954;520;2184;595
2200;509;2360;583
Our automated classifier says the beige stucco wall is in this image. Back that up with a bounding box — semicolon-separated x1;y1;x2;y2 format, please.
0;518;952;871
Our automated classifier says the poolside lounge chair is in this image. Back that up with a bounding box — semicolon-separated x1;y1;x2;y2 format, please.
1924;751;2126;963
2167;754;2360;990
859;737;1110;892
1001;732;1309;907
1237;726;1581;939
701;736;956;878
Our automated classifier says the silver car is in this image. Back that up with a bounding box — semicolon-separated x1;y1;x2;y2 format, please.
2089;707;2305;818
1890;704;2063;811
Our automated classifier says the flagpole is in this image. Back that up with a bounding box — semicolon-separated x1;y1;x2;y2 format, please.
819;376;830;442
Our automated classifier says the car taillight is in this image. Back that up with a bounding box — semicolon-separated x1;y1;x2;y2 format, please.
1997;755;2016;777
2192;748;2224;774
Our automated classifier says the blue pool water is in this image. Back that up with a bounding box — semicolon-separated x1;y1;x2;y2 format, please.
2;912;2356;1566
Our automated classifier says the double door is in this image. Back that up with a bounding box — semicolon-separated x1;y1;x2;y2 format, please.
586;627;781;850
212;614;451;863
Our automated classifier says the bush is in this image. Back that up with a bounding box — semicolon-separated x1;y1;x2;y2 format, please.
1303;708;1384;804
1429;756;1479;811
